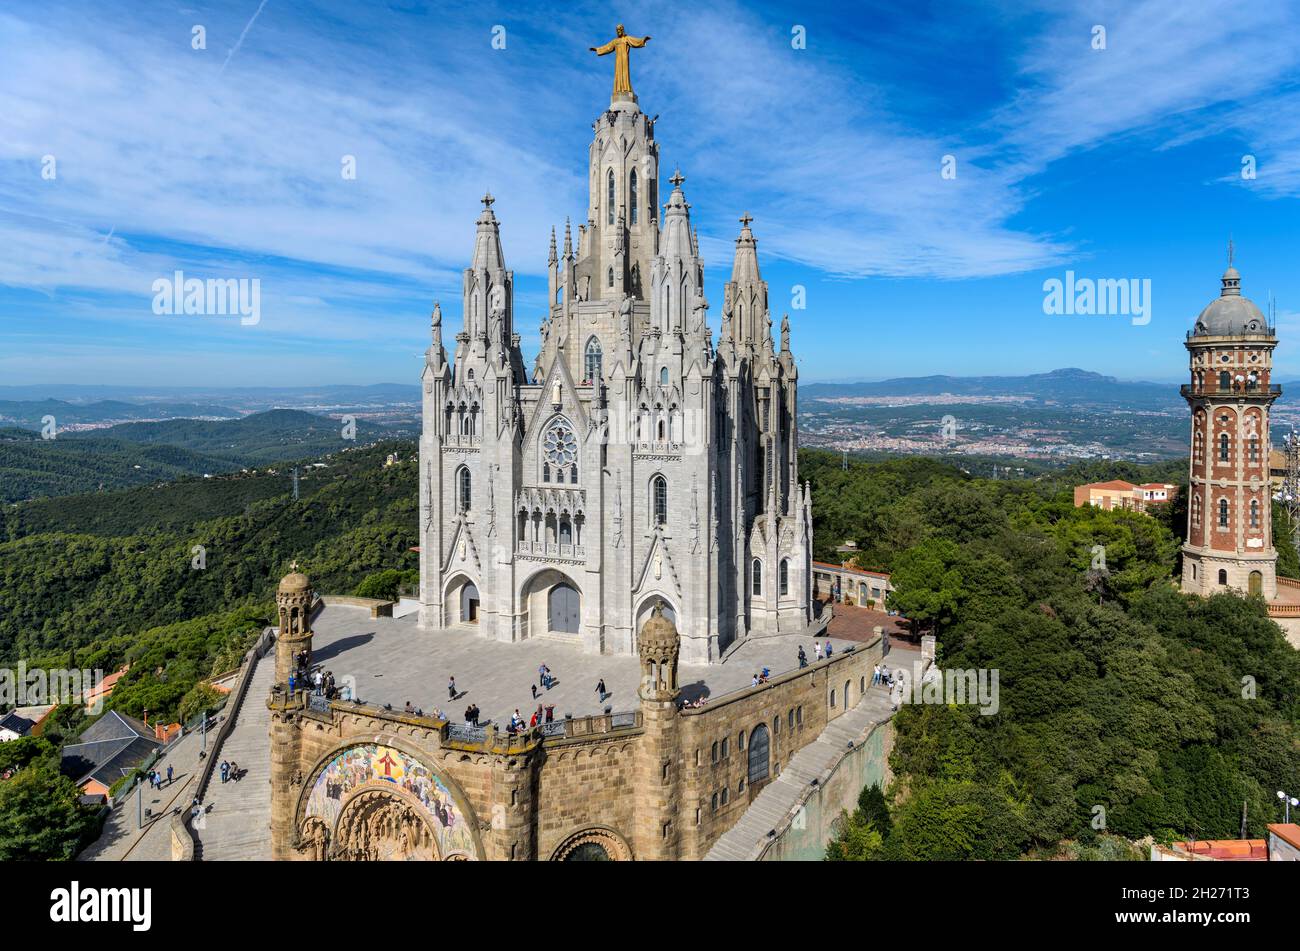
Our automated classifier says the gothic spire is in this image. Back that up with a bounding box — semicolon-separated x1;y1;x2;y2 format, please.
471;191;506;273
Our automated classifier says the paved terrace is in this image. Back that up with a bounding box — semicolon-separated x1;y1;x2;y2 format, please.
308;605;876;724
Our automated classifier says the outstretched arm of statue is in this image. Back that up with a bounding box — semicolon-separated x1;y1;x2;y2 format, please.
591;40;616;55
629;35;650;47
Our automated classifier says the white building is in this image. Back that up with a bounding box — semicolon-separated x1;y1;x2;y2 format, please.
417;74;812;664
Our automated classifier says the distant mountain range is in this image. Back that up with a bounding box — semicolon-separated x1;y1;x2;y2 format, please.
801;368;1180;407
0;398;240;428
0;383;421;407
1;409;394;503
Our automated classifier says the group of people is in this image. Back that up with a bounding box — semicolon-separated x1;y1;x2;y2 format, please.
796;640;835;668
750;667;772;687
507;704;556;734
872;664;895;687
463;703;482;726
144;765;174;790
219;759;241;783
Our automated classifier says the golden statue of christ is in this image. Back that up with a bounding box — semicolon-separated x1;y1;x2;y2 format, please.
590;24;651;99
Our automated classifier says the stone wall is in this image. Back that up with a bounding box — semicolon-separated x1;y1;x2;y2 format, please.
270;639;881;860
677;640;880;859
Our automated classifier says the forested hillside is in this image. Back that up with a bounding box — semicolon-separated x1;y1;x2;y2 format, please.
0;409;395;503
809;448;1300;859
0;440;419;661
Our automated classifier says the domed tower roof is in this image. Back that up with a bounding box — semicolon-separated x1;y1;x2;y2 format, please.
638;601;679;651
1192;259;1269;337
278;564;311;596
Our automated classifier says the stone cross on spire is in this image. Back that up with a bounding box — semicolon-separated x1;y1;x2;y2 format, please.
669;168;685;188
739;212;753;230
481;191;495;209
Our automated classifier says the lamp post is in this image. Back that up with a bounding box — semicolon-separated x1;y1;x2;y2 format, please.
1278;789;1299;823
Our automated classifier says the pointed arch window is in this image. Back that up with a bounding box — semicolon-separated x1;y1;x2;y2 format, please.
660;367;669;386
1218;497;1229;528
608;267;614;289
779;558;790;597
652;475;668;526
1250;498;1260;528
629;170;639;225
751;559;763;597
1219;433;1230;462
607;169;615;226
585;337;603;384
457;466;472;513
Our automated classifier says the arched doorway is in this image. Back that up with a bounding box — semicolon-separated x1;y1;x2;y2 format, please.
1249;571;1263;596
550;826;633;861
460;583;479;623
747;723;770;785
549;583;580;635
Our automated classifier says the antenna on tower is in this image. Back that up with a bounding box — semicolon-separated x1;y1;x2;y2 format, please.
292;466;300;501
842;450;848;471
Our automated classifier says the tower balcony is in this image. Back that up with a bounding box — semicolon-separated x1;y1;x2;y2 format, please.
1180;383;1281;400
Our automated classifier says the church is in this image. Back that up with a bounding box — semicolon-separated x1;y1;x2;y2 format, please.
417;29;812;663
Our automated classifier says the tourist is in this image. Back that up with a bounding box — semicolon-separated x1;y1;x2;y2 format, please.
531;683;538;700
448;676;457;700
464;705;475;725
166;765;174;786
544;705;554;723
220;760;230;784
288;671;297;696
529;710;539;728
798;645;808;668
761;667;771;683
825;641;834;659
538;663;547;688
313;669;323;694
596;678;608;702
751;673;760;687
872;664;881;686
404;700;414;714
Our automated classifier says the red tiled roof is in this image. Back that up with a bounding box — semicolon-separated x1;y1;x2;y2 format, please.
812;561;890;580
1175;838;1267;861
1268;823;1300;851
1079;480;1137;491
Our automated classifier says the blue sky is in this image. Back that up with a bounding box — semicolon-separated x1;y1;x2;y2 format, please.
2;0;1300;386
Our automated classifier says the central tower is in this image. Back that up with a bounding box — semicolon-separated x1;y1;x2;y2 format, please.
417;30;813;663
1180;252;1280;598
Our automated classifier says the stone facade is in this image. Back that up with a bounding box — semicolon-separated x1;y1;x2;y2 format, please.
416;78;812;665
268;574;883;861
1180;259;1280;599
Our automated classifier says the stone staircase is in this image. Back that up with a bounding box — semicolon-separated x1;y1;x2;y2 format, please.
193;653;275;860
704;685;894;861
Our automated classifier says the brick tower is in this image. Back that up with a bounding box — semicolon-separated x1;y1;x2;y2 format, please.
1181;250;1280;598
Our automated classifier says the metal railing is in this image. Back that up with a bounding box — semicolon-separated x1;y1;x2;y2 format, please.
1180;384;1282;399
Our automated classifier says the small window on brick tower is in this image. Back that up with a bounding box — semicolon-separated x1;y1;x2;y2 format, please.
1218;498;1229;527
1219;433;1230;462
